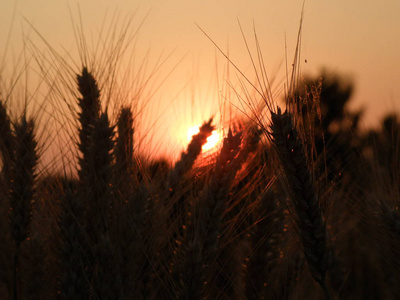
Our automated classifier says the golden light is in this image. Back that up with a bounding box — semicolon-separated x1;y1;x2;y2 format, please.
187;125;222;151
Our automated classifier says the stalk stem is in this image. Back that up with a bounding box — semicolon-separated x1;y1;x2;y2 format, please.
321;280;332;300
13;245;20;300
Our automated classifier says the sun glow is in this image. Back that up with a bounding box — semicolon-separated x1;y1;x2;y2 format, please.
187;125;221;151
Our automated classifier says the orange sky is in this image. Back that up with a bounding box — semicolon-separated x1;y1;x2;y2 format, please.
1;0;399;163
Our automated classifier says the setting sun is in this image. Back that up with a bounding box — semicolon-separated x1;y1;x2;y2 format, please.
187;125;222;151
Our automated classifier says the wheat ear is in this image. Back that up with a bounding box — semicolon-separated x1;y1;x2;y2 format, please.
76;67;101;183
270;107;331;299
168;118;214;234
86;111;115;234
9;116;38;300
114;106;147;297
115;106;135;189
10;116;38;245
168;118;214;189
0;101;15;197
75;68;119;296
73;67;103;296
0;101;15;298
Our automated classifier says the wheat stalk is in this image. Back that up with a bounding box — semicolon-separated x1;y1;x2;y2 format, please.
201;129;242;260
113;107;145;297
178;129;242;299
58;183;90;300
75;67;120;298
245;188;284;300
167;118;215;265
9;115;38;300
178;238;203;300
20;236;46;300
86;111;115;234
92;233;123;300
269;107;331;299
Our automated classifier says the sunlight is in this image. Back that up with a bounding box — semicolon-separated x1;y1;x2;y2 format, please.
187;125;222;151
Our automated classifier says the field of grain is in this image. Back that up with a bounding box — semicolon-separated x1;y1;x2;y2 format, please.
0;13;399;300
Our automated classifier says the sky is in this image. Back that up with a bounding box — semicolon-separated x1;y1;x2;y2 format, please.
1;0;399;163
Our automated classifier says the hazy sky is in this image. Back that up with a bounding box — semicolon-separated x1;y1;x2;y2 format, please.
1;0;399;160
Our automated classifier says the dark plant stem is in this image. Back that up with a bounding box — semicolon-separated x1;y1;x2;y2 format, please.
321;281;333;300
13;246;19;300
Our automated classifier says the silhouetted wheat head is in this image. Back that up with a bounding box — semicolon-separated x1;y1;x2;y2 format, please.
270;107;331;299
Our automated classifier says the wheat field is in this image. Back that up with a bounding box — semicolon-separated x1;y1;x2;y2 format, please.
0;14;399;300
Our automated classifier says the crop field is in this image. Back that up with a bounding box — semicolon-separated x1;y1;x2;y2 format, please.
0;10;399;300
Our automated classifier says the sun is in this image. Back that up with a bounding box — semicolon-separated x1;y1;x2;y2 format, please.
187;125;222;151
